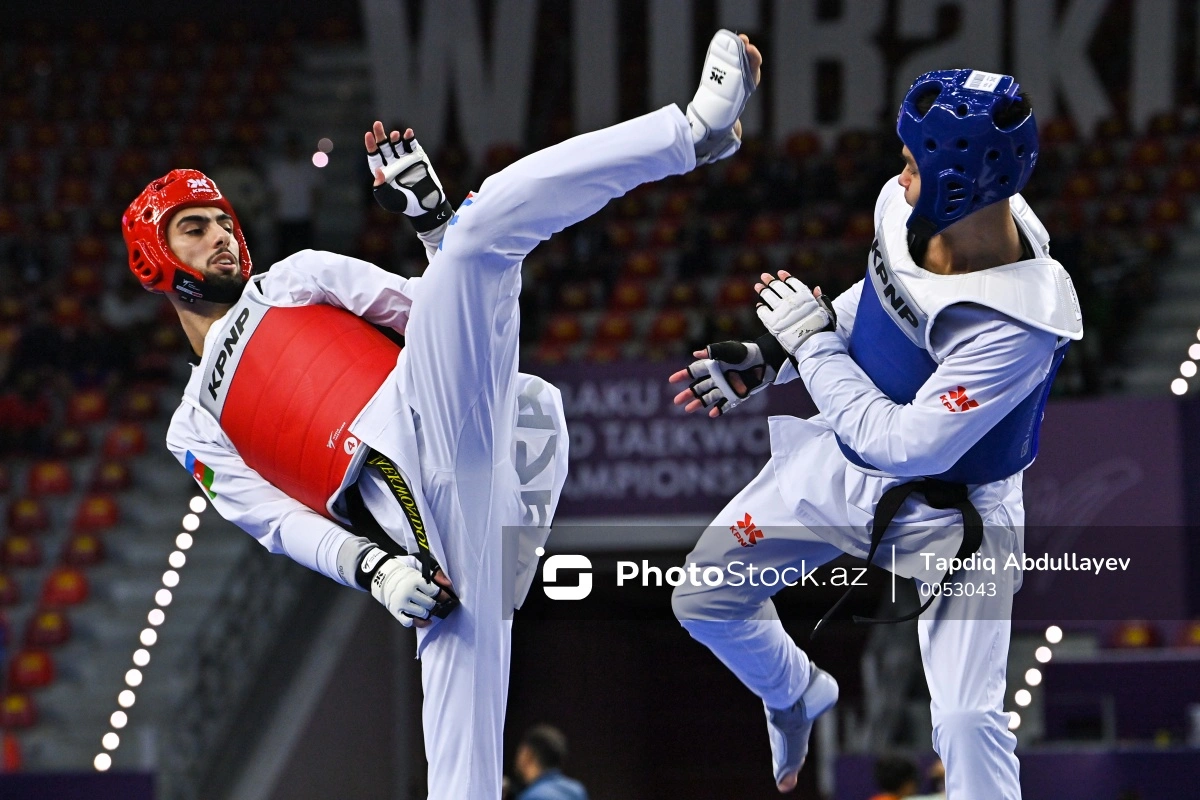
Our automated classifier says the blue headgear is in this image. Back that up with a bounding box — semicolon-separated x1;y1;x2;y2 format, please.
897;69;1038;238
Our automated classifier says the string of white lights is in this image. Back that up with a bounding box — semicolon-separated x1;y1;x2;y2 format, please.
94;496;205;772
1006;624;1063;732
1168;328;1200;396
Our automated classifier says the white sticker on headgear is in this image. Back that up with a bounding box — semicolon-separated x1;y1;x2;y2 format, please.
964;71;1003;93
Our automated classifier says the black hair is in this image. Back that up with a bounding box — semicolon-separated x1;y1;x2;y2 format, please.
994;91;1033;129
873;755;919;792
912;85;1032;127
912;84;943;118
520;724;568;771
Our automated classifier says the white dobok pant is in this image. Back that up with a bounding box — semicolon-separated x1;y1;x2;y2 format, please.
672;417;1024;800
394;106;694;800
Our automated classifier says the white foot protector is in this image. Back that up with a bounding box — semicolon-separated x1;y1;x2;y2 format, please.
687;29;757;165
764;666;839;788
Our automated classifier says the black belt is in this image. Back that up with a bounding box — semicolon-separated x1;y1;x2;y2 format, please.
344;448;460;619
811;478;983;638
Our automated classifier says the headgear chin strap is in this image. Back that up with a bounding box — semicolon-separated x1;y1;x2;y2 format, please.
123;169;254;303
897;69;1038;239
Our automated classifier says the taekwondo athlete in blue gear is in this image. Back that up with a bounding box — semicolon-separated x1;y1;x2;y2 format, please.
669;69;1083;798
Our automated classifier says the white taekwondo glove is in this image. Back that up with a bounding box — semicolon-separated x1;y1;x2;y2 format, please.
367;132;453;232
354;547;440;627
683;335;789;415
755;276;837;362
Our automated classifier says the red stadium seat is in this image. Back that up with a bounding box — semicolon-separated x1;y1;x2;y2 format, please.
120;388;159;421
544;313;584;346
1167;165;1200;194
8;650;54;691
51;427;89;459
71;235;107;266
725;160;754;187
73;494;119;533
557;282;598;312
621;251;661;281
716;278;754;309
67;389;109;425
62;533;106;567
484;143;522;173
7;498;48;534
27;461;73;496
2;731;22;772
0;693;37;730
661;190;694;218
113;149;152;178
747;214;783;245
102;423;148;459
1147;195;1187;228
1098;200;1134;228
1039;116;1077;146
65;265;102;294
648;310;691;344
24;609;70;648
57;175;93;208
90;460;131;493
0;573;20;606
665;282;699;307
1129;138;1168;168
707;214;735;245
41;568;89;607
51;297;85;327
606;221;637;249
609;280;649;311
798;216;831;240
2;536;43;569
843;211;875;242
585;343;624;364
732;248;766;275
593;312;635;344
28;122;58;151
530;343;569;366
649;220;681;248
784;131;822;161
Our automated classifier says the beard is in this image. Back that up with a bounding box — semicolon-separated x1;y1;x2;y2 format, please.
204;271;248;303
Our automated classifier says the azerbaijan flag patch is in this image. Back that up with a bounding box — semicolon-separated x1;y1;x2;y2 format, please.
185;451;217;498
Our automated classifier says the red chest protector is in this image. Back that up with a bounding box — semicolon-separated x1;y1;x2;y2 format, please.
197;291;401;519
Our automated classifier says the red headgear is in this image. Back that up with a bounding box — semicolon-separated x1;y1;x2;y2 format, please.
122;169;253;302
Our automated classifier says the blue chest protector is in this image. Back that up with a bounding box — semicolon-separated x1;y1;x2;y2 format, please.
836;265;1067;485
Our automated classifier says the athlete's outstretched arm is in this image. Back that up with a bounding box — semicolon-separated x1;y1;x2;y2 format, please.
263;249;419;333
796;304;1058;477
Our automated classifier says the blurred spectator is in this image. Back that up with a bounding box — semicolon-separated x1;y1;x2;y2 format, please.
267;134;321;257
512;724;588;800
869;754;919;799
910;758;945;799
101;279;159;357
6;220;53;289
210;147;269;253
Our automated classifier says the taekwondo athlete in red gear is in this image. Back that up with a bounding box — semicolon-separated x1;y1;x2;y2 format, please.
126;29;762;800
670;70;1083;797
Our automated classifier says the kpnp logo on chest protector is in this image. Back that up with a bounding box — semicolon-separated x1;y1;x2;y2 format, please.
198;290;402;519
207;307;259;404
869;239;921;331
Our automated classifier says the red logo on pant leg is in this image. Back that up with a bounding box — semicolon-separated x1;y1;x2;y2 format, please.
730;513;763;547
940;386;979;412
